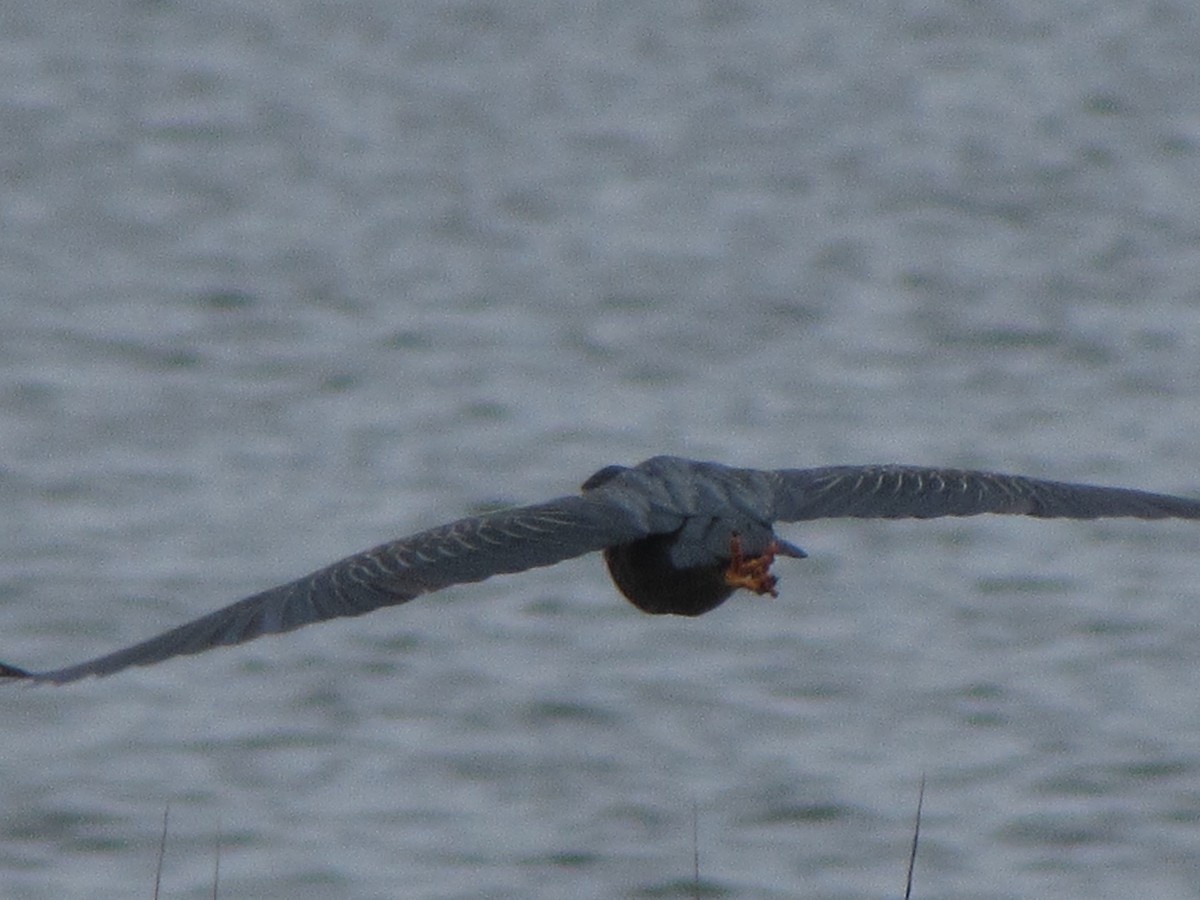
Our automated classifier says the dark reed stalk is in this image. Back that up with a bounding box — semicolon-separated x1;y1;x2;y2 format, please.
904;774;925;900
211;816;221;900
691;798;700;900
153;804;169;900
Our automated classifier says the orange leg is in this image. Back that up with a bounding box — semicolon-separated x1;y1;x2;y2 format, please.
723;534;780;598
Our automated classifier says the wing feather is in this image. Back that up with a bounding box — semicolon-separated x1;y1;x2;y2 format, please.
2;493;646;684
770;466;1200;521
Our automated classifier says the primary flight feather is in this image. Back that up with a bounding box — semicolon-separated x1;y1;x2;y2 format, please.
3;455;1199;684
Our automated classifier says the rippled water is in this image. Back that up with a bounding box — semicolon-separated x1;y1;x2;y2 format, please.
3;1;1200;898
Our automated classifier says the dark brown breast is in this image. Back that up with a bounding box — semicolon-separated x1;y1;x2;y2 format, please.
602;534;734;617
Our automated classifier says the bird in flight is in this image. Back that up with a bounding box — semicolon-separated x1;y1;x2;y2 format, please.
3;455;1199;685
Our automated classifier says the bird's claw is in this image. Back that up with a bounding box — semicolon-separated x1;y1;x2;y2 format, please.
723;534;780;598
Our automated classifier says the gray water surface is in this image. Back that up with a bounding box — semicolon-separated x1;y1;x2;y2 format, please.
3;1;1200;898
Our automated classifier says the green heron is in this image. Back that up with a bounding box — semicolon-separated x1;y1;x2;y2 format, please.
3;455;1199;684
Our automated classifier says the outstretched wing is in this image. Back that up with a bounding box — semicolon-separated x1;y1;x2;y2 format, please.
0;493;650;684
770;466;1200;521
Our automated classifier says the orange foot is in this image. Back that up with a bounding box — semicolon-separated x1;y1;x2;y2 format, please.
723;534;780;598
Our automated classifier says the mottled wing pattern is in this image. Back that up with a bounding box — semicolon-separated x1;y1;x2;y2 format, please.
770;466;1200;521
2;494;646;684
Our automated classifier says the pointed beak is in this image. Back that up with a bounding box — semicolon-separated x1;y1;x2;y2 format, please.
774;539;807;559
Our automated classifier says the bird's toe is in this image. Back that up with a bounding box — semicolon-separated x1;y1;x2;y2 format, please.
723;535;781;598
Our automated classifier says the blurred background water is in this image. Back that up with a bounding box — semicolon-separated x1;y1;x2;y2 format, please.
3;0;1200;897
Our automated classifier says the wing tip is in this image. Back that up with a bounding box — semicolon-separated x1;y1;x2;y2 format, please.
0;660;33;681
